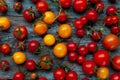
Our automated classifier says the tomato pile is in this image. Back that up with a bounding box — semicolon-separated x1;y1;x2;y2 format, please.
0;0;120;80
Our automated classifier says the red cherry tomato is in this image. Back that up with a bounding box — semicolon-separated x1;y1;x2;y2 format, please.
77;55;85;64
17;41;26;51
0;43;11;55
38;77;47;80
112;56;120;71
91;30;102;41
79;16;88;24
66;71;78;80
57;11;68;23
110;26;120;35
25;60;36;71
89;0;101;4
13;72;24;80
0;0;8;13
111;16;119;25
87;42;97;52
110;73;120;80
66;42;78;51
76;29;85;37
74;19;84;29
13;1;22;12
82;78;89;80
78;45;88;56
106;6;117;15
95;2;104;13
104;16;112;26
59;0;72;8
0;60;9;70
68;52;78;62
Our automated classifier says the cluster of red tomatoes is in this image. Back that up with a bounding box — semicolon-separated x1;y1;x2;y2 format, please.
0;0;120;80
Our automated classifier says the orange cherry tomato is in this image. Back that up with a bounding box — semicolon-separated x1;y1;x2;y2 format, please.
0;17;10;30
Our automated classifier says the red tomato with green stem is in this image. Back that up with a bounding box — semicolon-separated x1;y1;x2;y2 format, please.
95;2;104;13
0;60;9;70
91;30;102;41
17;40;26;51
0;0;8;13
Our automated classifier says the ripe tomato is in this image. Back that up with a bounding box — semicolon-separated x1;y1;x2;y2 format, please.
94;50;110;67
13;1;22;12
58;24;72;38
73;0;87;12
91;30;102;41
39;54;53;70
0;17;10;30
112;56;120;71
0;43;11;55
30;72;37;80
25;60;36;71
13;26;28;40
82;60;96;75
38;77;47;80
23;7;36;22
74;19;84;29
68;52;78;62
89;0;101;4
106;6;117;15
97;67;109;79
87;42;97;53
86;10;98;22
110;73;120;80
66;42;78;51
28;40;40;53
102;34;120;50
76;29;85;37
95;2;104;13
110;26;120;35
13;52;26;64
53;68;66;80
53;43;67;58
78;45;88;56
111;16;119;25
13;72;24;80
33;22;48;35
0;0;8;13
17;41;26;51
59;0;72;8
0;60;9;70
66;71;78;80
81;78;89;80
77;55;85;64
57;11;68;23
43;34;56;46
43;11;56;24
79;16;88;24
104;16;112;26
36;1;48;13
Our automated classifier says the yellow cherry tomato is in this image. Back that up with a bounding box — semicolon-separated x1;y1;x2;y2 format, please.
13;52;26;64
53;43;67;58
58;24;72;38
97;67;109;80
43;34;56;46
43;11;56;24
0;17;11;30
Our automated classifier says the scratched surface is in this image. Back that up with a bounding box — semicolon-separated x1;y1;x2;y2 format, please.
0;0;120;80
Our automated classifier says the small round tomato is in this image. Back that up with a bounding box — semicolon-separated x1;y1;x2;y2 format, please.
53;43;67;58
91;30;102;41
58;24;72;39
68;52;78;62
110;26;120;35
73;0;87;12
111;16;119;25
36;1;48;13
94;50;110;67
66;42;78;52
74;19;84;29
97;67;109;79
104;16;112;26
33;22;48;35
77;55;85;64
43;34;56;46
43;11;56;24
59;0;72;8
25;60;36;71
81;78;89;80
0;43;11;55
17;41;26;51
0;0;8;13
110;73;120;80
106;6;117;15
13;1;22;12
39;54;53;70
66;71;78;80
89;0;101;4
87;42;97;52
102;34;120;50
28;40;40;53
76;29;85;37
86;10;98;22
53;68;66;80
95;2;104;13
0;17;11;30
79;16;88;24
30;72;37;80
0;60;9;70
23;7;36;22
112;56;120;71
38;77;47;80
13;72;24;80
78;45;88;56
13;52;26;64
57;11;68;23
82;60;96;75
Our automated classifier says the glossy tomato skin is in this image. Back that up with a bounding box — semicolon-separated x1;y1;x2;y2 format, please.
106;6;117;15
53;68;66;80
68;52;78;62
95;2;104;13
59;0;72;8
78;45;88;56
38;77;47;80
17;41;26;51
0;0;8;13
66;42;78;51
77;55;85;64
82;60;96;75
0;60;9;70
13;26;28;40
13;72;24;80
73;0;87;12
13;1;22;12
94;50;110;67
89;0;101;4
25;60;36;71
110;26;120;35
110;73;120;80
103;34;120;50
0;44;11;55
76;29;85;37
91;30;102;41
87;42;97;52
57;11;67;23
79;16;88;24
74;19;84;29
36;1;48;13
104;16;112;26
66;71;78;80
111;16;119;25
112;56;120;70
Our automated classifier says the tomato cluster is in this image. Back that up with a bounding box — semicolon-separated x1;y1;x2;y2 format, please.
0;0;120;80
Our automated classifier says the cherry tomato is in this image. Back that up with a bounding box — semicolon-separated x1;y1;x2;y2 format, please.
111;16;119;25
82;60;96;75
76;29;85;37
68;52;78;62
66;71;78;80
78;45;88;56
79;16;88;24
73;0;87;12
13;26;28;40
91;30;102;41
112;56;120;71
104;16;112;26
87;42;97;52
89;0;101;4
57;11;68;23
74;19;84;29
110;26;120;35
13;1;22;12
53;68;66;80
17;41;26;51
102;34;120;50
25;60;36;71
0;0;8;13
0;43;11;55
106;6;117;15
23;7;36;22
86;10;98;22
59;0;72;8
110;73;120;80
81;78;89;80
30;72;37;80
38;77;47;80
95;2;104;13
77;55;85;64
13;72;24;80
36;1;48;13
0;60;9;70
66;42;78;51
94;50;110;67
